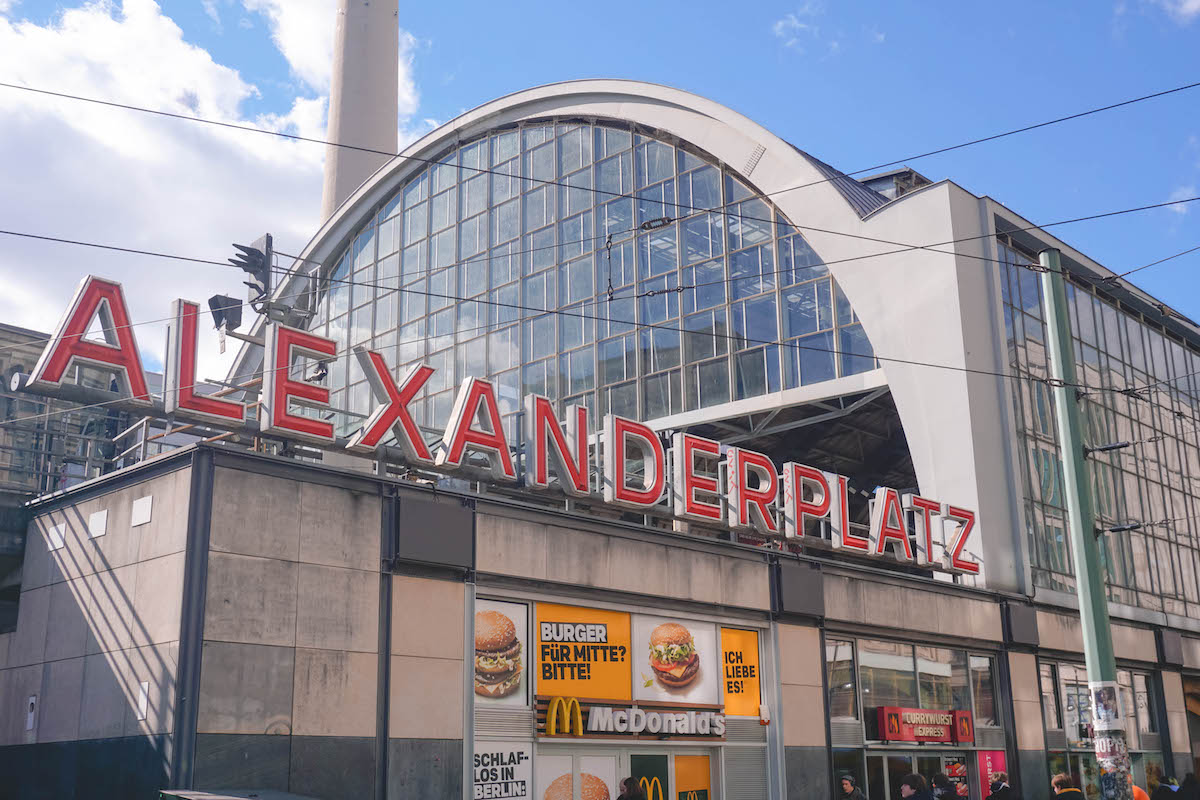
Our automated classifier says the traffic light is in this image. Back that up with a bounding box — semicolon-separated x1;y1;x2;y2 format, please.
207;294;242;332
230;233;272;303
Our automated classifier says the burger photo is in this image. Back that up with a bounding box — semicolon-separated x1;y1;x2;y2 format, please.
474;609;522;698
544;773;610;800
648;622;699;689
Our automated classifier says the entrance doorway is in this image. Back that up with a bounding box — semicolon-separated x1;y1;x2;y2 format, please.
536;747;715;800
865;752;973;800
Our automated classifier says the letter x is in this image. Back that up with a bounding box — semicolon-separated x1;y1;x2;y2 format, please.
346;346;434;463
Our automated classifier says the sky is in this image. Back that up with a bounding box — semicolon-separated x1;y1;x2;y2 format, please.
0;0;1197;379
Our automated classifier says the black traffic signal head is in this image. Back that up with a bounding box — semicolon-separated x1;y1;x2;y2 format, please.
207;294;243;331
230;233;272;301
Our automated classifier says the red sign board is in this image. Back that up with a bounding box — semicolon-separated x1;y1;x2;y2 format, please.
977;750;1008;786
877;707;974;743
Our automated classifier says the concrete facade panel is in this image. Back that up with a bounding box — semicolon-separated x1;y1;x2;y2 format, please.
1182;635;1200;670
546;525;613;588
0;664;42;746
44;579;89;663
83;564;138;655
664;548;724;606
122;642;177;737
203;552;298;647
387;737;464;800
720;557;772;611
194;732;291;792
934;594;1003;641
475;514;548;580
1111;624;1156;662
391;575;465;659
1013;698;1046;751
295;563;379;653
1009;651;1040;704
389;655;463;739
10;585;50;667
78;652;127;740
291;648;377;737
37;656;84;742
778;623;823;688
290;735;377;799
1035;610;1084;654
209;468;302;561
197;641;295;735
0;632;10;669
780;683;826;747
135;467;191;561
131;552;185;647
298;482;381;571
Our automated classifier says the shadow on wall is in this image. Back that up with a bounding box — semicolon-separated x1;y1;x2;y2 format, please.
2;496;178;798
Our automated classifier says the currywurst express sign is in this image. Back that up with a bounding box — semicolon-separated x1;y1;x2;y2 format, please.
16;275;981;575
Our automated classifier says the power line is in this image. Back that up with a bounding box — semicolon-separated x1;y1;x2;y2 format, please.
1103;244;1200;282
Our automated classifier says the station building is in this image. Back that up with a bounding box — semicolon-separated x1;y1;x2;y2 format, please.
2;80;1200;800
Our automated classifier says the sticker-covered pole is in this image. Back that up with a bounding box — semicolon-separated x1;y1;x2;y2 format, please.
1039;248;1131;800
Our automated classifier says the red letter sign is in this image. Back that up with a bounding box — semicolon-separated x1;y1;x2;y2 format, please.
830;474;869;552
523;395;590;496
603;414;665;509
346;347;434;463
945;506;981;574
904;494;944;567
671;433;723;522
781;462;831;540
726;447;780;534
871;487;913;562
260;323;337;443
165;300;246;423
29;276;149;404
439;378;516;481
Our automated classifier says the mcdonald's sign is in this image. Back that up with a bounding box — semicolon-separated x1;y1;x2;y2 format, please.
545;696;583;736
639;776;665;800
679;792;709;800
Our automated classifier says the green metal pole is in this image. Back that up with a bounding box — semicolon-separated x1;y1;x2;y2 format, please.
1039;248;1132;800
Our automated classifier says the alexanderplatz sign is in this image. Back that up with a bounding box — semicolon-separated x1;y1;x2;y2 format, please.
15;276;981;575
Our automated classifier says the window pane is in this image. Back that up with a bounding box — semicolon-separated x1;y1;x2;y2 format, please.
970;655;998;727
916;647;969;712
826;639;857;721
858;638;916;739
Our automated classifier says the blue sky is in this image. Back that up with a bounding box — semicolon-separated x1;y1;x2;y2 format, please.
0;0;1197;374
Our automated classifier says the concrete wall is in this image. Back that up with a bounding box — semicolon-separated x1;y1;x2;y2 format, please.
0;464;191;798
194;466;382;799
824;570;1004;642
1035;609;1159;663
778;623;830;800
476;509;772;611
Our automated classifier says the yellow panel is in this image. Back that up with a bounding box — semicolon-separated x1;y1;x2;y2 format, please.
720;627;762;717
674;754;711;798
535;602;632;701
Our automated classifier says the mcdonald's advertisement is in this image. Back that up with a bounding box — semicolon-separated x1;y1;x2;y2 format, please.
537;754;618;800
720;627;761;716
473;742;532;800
535;603;631;701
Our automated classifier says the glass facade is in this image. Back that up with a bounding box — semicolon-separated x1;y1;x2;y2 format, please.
999;238;1200;617
305;119;877;442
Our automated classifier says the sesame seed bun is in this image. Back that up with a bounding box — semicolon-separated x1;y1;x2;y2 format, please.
475;610;517;652
649;622;692;648
544;773;609;800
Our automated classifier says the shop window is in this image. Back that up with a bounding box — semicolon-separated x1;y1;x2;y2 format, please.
826;638;857;721
915;646;969;712
858;639;916;739
970;655;998;727
1040;663;1062;731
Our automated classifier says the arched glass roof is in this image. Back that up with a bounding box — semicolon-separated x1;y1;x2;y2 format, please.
307;118;877;440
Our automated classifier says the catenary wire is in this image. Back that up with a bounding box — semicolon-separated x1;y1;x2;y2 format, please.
4;78;1199;224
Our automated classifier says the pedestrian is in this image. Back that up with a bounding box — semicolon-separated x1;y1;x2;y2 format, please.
932;774;954;800
618;776;647;800
1151;777;1179;800
839;775;866;800
988;771;1020;800
1177;774;1198;800
900;774;934;800
1051;774;1084;800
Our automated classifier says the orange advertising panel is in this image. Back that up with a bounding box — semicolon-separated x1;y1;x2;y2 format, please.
720;627;761;716
674;754;712;800
535;602;632;701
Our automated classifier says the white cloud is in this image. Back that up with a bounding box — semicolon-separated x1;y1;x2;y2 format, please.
0;0;331;379
1168;185;1197;214
0;0;19;15
201;0;220;26
772;13;814;48
1154;0;1200;22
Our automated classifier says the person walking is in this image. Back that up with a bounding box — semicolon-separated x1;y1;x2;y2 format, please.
932;774;955;800
1176;774;1198;800
900;774;934;800
987;771;1020;800
839;775;866;800
1051;774;1084;800
618;776;647;800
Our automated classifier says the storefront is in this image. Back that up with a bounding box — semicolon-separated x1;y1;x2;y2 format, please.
1037;661;1166;795
471;594;771;800
825;634;1009;800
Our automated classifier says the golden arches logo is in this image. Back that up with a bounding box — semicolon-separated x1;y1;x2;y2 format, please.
545;696;582;736
638;776;665;800
683;792;700;800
